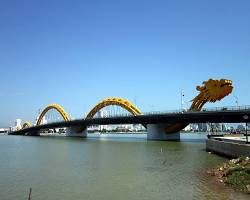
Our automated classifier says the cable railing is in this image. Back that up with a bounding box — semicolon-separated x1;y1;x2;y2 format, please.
92;105;250;118
200;105;250;112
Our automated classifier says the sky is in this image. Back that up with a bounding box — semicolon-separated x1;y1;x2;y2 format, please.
0;0;250;127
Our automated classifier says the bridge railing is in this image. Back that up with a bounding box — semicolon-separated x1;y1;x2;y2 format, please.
93;105;250;118
199;105;250;112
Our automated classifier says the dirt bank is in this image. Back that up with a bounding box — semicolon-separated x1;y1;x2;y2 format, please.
207;157;250;194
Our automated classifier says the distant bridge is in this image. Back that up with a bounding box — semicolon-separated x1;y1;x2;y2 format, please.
8;79;250;140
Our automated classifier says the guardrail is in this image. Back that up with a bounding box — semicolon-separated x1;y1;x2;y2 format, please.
91;105;250;119
200;105;250;112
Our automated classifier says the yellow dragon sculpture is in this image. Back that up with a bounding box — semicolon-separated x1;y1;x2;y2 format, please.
21;78;233;135
165;78;233;133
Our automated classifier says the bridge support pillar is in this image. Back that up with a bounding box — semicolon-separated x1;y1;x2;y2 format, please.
65;127;87;137
147;124;180;141
25;130;40;136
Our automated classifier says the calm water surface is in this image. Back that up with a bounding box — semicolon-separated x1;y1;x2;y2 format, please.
0;133;249;200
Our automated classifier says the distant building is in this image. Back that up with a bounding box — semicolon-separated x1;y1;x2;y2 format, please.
237;124;246;131
184;124;191;131
96;109;108;131
0;128;9;133
184;124;199;132
11;119;22;131
221;123;227;131
191;124;199;131
198;123;209;132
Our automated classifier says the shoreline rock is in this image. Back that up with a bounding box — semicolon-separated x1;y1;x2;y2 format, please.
207;157;250;194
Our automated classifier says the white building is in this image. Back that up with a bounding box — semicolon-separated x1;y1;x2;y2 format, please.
11;119;22;131
0;128;9;133
97;110;108;131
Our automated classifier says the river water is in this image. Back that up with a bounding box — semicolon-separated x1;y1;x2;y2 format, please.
0;133;248;200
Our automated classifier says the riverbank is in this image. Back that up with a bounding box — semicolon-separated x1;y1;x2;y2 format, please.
207;157;250;194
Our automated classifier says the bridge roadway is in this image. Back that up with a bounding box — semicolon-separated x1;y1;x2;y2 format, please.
9;109;250;136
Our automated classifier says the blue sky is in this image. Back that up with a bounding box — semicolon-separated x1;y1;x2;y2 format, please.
0;0;250;127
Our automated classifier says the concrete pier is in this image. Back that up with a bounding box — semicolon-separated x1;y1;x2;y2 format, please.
147;123;180;141
206;138;250;157
25;130;40;136
66;127;87;137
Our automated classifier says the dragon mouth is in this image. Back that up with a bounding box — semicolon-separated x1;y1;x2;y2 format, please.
220;80;232;88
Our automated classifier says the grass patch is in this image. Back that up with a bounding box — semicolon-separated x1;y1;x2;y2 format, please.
208;157;250;193
227;170;250;191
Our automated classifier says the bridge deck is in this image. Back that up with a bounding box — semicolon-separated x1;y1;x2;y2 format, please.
9;109;250;136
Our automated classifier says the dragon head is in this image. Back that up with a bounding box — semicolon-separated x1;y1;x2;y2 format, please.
195;78;233;103
166;78;233;133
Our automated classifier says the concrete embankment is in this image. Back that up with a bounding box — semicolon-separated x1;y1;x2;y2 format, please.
206;138;250;157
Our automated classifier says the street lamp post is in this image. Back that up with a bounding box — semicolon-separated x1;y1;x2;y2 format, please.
246;122;249;144
180;90;184;112
234;96;239;108
243;115;249;144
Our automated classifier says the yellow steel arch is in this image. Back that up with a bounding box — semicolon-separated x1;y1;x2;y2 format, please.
86;97;142;119
36;103;70;126
22;121;32;129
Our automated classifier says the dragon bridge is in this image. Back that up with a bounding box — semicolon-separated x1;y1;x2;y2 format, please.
20;78;233;136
